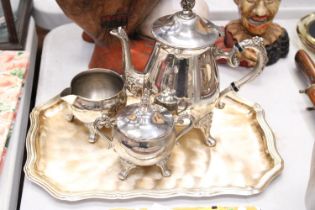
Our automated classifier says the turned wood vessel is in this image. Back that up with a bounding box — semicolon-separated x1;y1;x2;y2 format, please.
56;0;159;73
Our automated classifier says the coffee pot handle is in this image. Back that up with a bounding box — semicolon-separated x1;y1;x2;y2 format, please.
215;36;268;103
93;114;115;148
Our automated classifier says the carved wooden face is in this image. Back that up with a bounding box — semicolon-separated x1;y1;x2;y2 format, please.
234;0;280;35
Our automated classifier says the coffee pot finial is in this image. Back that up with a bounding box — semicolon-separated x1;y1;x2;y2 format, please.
181;0;195;12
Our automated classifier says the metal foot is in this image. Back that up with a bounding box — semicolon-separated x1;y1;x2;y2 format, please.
156;157;171;177
119;159;136;180
65;113;74;122
86;123;97;143
206;135;216;147
195;112;217;147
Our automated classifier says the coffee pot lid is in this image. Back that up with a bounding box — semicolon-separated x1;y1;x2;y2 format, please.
152;0;221;49
116;90;174;141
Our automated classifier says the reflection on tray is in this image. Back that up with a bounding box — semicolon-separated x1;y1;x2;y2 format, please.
24;93;283;201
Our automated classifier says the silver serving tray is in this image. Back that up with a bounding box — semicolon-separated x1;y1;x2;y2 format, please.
24;93;283;201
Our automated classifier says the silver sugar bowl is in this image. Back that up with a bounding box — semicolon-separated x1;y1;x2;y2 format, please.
94;90;193;180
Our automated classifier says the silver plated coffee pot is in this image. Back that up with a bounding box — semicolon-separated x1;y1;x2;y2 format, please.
111;0;268;147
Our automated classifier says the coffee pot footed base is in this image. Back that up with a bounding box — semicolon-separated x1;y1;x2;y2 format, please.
194;112;217;147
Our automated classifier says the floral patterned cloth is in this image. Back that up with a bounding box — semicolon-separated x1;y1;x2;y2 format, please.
0;51;29;172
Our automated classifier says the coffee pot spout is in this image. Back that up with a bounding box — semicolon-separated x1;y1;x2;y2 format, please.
110;27;147;96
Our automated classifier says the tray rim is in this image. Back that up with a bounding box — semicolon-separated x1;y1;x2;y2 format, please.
24;94;284;201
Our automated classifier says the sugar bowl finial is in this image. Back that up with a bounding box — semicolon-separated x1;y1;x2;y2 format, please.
141;88;150;105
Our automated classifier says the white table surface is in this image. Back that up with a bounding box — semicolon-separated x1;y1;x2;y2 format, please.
20;17;315;210
0;18;37;210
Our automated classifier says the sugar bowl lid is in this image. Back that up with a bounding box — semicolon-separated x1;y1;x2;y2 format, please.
152;0;221;49
116;90;174;141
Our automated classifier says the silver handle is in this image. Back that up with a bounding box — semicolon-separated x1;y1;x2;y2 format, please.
216;36;268;100
93;114;115;148
177;98;189;114
175;114;194;142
